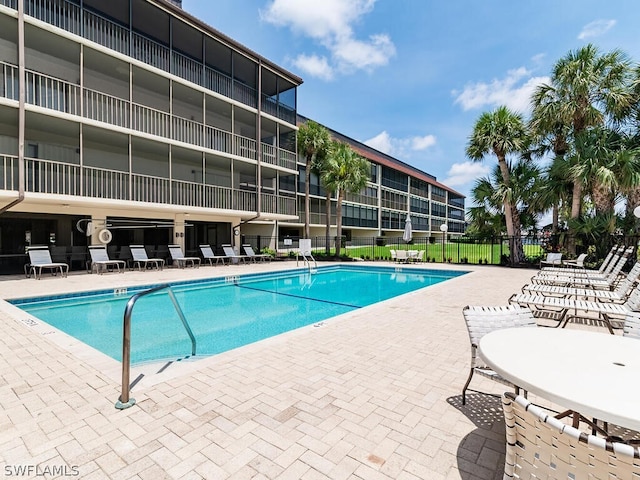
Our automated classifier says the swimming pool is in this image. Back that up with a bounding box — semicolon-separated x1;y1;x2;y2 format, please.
12;265;467;364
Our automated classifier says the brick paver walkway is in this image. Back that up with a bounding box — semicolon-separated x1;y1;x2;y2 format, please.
0;262;539;479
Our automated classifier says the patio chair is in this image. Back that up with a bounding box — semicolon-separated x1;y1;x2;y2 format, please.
222;244;249;264
461;305;536;405
502;392;640;480
199;245;227;266
88;245;126;274
539;252;562;268
522;261;640;302
510;281;640;334
168;244;201;268
130;245;164;271
242;244;271;262
389;249;397;262
395;250;408;264
25;246;69;279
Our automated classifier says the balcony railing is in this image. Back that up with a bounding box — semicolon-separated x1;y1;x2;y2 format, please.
2;156;296;215
12;0;301;121
0;61;296;167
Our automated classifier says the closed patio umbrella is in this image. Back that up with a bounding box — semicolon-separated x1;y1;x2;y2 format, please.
403;214;412;244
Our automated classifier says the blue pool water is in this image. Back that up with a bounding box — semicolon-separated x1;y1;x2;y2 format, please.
12;265;466;364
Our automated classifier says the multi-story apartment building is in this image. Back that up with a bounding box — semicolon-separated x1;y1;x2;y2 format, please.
0;0;302;271
0;0;464;272
281;116;465;244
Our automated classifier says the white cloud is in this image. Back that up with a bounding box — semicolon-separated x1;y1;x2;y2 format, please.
261;0;395;79
578;19;616;40
292;54;334;80
442;161;491;188
364;131;437;157
452;67;549;114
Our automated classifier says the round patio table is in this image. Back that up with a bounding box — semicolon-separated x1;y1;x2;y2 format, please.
478;327;640;432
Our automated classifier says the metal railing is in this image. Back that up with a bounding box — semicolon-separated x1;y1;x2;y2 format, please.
116;284;195;410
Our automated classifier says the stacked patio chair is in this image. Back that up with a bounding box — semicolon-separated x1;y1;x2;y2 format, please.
461;304;537;405
509;280;640;334
521;261;640;302
501;392;640;480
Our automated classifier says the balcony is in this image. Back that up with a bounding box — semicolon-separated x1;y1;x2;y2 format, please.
5;0;297;123
0;155;296;216
0;60;297;169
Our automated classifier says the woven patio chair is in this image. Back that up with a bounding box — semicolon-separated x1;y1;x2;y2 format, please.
461;305;537;405
502;392;640;479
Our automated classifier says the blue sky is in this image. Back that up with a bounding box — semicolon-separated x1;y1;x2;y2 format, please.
182;0;640;204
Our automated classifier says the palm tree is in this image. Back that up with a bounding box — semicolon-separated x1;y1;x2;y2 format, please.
530;44;635;253
534;156;572;235
297;120;331;239
466;106;530;264
310;144;334;255
320;142;370;258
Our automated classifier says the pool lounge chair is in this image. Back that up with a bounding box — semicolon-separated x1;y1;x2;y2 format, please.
199;245;227;266
501;392;640;480
88;245;126;274
522;261;640;302
222;244;250;264
25;245;69;279
461;305;536;405
242;244;271;262
130;245;164;271
510;281;640;334
168;244;201;268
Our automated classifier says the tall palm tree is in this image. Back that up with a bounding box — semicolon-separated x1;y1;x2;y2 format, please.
310;144;334;255
530;44;635;253
297;120;331;239
534;156;573;235
466;106;529;264
321;142;370;258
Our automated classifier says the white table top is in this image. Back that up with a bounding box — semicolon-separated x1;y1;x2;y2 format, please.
479;327;640;432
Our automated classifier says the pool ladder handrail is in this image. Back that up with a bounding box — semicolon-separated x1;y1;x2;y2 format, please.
296;251;317;273
115;284;196;410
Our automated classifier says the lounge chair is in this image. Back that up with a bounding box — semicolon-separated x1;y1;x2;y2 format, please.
222;244;249;264
461;305;536;405
25;246;69;279
501;392;640;480
88;245;126;274
242;244;271;262
522;262;640;302
130;245;164;271
510;281;640;334
199;245;227;266
168;244;201;268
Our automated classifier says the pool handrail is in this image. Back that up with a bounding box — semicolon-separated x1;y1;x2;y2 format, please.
116;283;196;410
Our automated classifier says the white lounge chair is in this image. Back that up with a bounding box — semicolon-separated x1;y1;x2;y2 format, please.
88;245;126;274
130;245;164;271
242;244;271;262
168;244;201;268
510;281;640;334
522;261;640;302
199;245;227;266
502;392;640;480
461;305;536;405
222;244;250;264
534;246;631;281
25;246;69;279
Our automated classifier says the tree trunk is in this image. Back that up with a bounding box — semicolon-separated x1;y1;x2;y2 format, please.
552;203;559;235
567;179;583;255
510;208;525;264
304;157;311;239
335;191;343;258
324;190;331;255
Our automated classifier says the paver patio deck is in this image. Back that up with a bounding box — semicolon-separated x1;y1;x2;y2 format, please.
0;262;569;479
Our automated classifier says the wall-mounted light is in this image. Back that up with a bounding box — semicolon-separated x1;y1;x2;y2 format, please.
233;228;240;236
175;232;184;238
